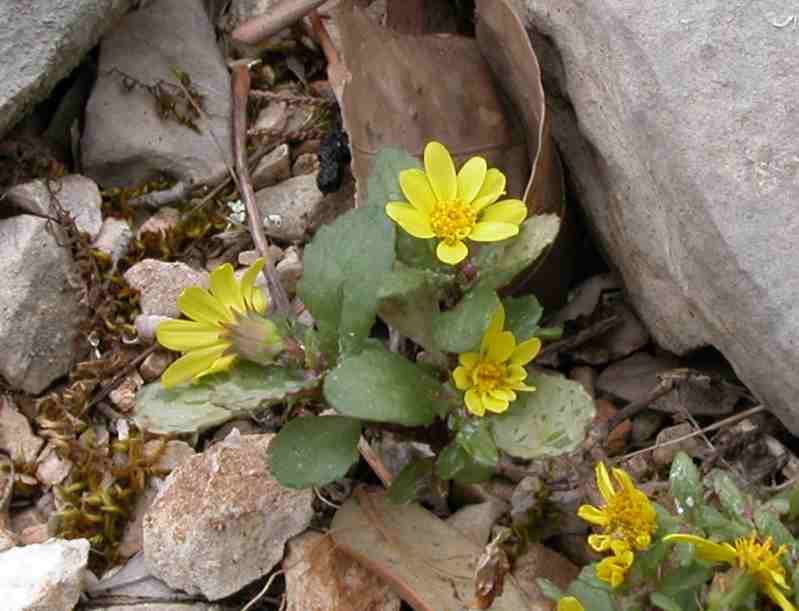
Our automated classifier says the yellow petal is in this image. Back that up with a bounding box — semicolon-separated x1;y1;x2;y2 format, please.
485;331;516;363
436;240;468;265
456;156;487;204
763;583;798;611
458;352;480;368
464;389;486;416
241;258;267;312
490;388;516;402
595;463;616;502
176;287;231;325
484;303;506;339
577;505;609;527
196;353;237;379
160;343;229;388
469;221;520;242
156;319;225;352
452;366;471;390
482;394;509;414
588;534;613;552
250;287;268;314
386;203;435;238
663;534;738;564
558;597;585;611
210;263;245;314
424;141;456;202
612;467;636;494
512;382;536;392
399;168;436;214
471;168;506;211
510;337;542;365
507;365;527;382
480;199;527;225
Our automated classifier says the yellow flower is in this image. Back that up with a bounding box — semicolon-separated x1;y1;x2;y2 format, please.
452;303;541;416
578;463;657;553
595;541;635;588
156;259;279;388
664;532;797;611
557;596;585;611
385;141;527;265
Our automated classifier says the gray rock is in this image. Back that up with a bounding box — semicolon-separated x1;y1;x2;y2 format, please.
5;175;103;239
255;174;327;242
446;499;508;547
137;207;181;239
139;350;175;383
652;423;703;467
276;246;303;295
35;443;73;488
252;102;288;134
511;0;799;433
0;397;44;464
1;538;90;611
0;215;83;393
82;0;232;188
251;144;291;190
0;0;131;137
143;434;313;600
596;352;681;404
291;152;319;177
134;314;171;342
124;260;208;318
92;218;133;267
81;604;226;611
511;543;580;609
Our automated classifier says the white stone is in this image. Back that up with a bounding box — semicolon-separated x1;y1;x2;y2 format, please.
124;260;208;318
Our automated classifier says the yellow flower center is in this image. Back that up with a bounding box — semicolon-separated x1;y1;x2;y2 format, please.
473;361;506;392
604;488;655;549
429;200;476;244
734;535;787;585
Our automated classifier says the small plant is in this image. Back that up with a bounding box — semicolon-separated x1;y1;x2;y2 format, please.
539;452;799;611
134;141;593;497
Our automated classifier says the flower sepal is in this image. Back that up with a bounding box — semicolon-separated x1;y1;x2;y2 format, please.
222;310;286;367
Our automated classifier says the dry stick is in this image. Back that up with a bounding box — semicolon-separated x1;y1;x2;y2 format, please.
87;344;158;410
241;569;283;611
610;405;766;465
358;437;393;488
231;63;292;316
233;0;329;46
597;382;675;447
536;313;622;366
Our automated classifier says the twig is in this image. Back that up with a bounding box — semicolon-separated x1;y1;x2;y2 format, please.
249;89;335;108
610;405;766;464
128;181;193;209
306;9;339;66
241;570;283;611
596;381;675;447
231;63;292;315
87;344;158;410
357;437;393;488
536;313;622;367
232;0;328;46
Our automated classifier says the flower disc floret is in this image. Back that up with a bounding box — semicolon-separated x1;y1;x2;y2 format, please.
385;141;527;265
452;303;541;416
156;259;276;388
664;532;797;611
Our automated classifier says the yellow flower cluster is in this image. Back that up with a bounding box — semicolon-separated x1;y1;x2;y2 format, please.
665;532;797;611
578;463;656;587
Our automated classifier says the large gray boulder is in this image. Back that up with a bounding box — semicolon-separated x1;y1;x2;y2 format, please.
82;0;233;188
0;215;84;394
509;0;799;432
0;0;131;137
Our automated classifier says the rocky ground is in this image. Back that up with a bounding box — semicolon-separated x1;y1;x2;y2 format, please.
1;1;797;610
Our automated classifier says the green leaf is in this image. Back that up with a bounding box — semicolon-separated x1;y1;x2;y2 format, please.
364;147;442;270
503;295;543;341
456;419;499;468
297;205;395;357
753;505;797;554
535;578;564;603
695;505;751;540
324;346;446;425
567;566;616;611
435;443;468;480
453;458;495;485
474;214;561;290
535;326;564;340
268;415;361;488
377;265;453;352
709;470;753;525
387;457;435;504
492;371;595;459
670;452;703;519
133;363;319;434
433;285;499;353
658;563;714;596
650;592;684;611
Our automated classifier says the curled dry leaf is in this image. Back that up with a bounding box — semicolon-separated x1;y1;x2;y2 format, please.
334;0;572;304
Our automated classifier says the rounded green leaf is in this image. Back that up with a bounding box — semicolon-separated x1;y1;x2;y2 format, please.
670;452;703;518
387;457;435;505
433;286;500;353
503;295;543;341
492;371;595;459
133;382;230;434
268;415;361;489
324;346;445;425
